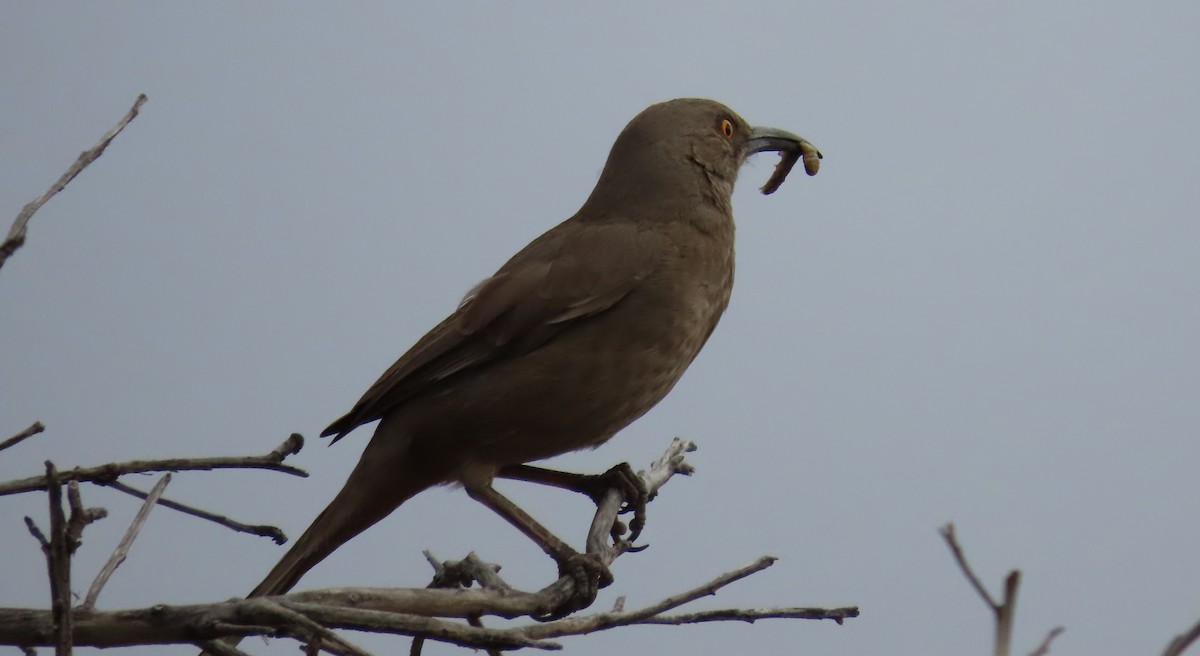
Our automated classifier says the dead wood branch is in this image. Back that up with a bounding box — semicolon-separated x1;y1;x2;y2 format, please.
1163;616;1200;656
82;473;172;610
24;464;103;655
0;557;853;651
940;522;1070;656
0;433;306;497
0;94;147;272
101;476;287;543
3;439;856;653
940;523;1020;656
1;421;45;453
1028;626;1064;656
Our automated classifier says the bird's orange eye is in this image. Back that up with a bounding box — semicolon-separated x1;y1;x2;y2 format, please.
721;118;734;139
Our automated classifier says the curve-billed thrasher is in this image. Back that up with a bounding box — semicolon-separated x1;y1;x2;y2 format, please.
248;98;820;602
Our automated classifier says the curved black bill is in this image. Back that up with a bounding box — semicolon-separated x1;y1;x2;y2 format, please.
745;126;823;195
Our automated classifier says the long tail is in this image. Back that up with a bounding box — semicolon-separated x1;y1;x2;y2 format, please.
248;433;441;598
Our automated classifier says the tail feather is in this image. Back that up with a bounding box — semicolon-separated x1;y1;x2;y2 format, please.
248;473;429;598
248;433;441;598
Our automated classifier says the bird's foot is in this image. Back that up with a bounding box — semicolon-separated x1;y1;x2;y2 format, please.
588;463;649;546
537;551;613;620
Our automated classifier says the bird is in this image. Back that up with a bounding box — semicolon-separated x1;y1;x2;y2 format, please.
247;98;820;607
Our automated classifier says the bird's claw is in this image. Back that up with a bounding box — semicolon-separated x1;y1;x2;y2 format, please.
595;462;649;546
534;551;612;621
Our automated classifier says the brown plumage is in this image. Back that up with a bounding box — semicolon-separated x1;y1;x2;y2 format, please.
248;98;819;599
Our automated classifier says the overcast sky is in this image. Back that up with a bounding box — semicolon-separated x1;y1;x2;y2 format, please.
2;3;1199;655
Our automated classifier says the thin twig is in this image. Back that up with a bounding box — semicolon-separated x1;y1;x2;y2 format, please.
63;481;107;546
1164;616;1200;656
939;523;999;610
24;516;50;548
629;606;861;626
0;433;307;496
82;474;171;610
100;477;287;543
1;422;45;453
0;94;147;271
1029;626;1064;656
520;555;783;640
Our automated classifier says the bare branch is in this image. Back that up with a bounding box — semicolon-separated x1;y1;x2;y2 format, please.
417;551;509;656
42;463;74;655
23;516;49;548
422;550;510;593
0;433;307;497
940;523;1027;656
64;481;107;546
629;606;861;626
257;600;373;656
585;437;695;558
0;94;147;271
1;422;45;454
1164;616;1200;656
996;570;1020;656
939;522;1000;610
3;439;855;654
101;477;287;543
1;555;853;651
519;555;824;641
82;474;171;610
1029;626;1064;656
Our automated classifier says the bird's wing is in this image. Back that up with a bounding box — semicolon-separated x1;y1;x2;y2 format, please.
322;220;661;441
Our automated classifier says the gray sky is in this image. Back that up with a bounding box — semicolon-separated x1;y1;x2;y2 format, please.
2;3;1198;654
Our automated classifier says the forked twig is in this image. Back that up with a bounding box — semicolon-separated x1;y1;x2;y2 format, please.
940;523;1019;656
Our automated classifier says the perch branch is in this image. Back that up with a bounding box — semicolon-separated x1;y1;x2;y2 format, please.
0;94;147;271
1;422;45;454
3;439;856;653
0;556;852;652
0;433;306;496
516;555;855;642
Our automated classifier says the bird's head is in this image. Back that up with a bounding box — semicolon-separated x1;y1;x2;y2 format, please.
580;98;820;219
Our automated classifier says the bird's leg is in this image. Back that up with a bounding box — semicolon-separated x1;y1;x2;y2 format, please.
464;481;612;616
497;463;649;545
